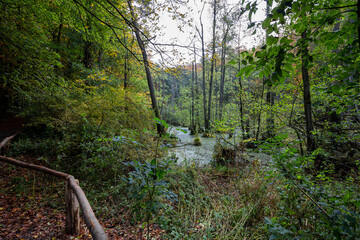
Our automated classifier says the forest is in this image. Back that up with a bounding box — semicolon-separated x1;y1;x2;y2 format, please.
0;0;359;239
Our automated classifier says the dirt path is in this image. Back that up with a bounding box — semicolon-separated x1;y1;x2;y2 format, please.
0;160;165;239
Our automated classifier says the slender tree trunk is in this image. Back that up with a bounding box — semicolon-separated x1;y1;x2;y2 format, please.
123;31;135;89
127;0;164;135
255;82;265;141
236;16;245;138
123;32;129;90
158;71;165;114
194;45;200;130
170;76;175;107
197;21;207;130
83;40;92;68
238;61;245;138
191;62;195;129
266;89;275;138
301;30;316;152
202;34;207;130
265;0;275;139
207;0;217;130
207;58;215;129
56;14;63;46
83;14;92;69
124;54;128;89
219;27;229;121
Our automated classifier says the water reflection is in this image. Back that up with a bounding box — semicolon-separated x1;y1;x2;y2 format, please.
168;127;272;166
168;127;220;166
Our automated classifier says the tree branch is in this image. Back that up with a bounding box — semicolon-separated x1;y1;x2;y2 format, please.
320;4;357;10
71;0;142;63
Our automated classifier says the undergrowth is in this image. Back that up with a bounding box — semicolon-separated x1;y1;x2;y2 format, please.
3;128;360;239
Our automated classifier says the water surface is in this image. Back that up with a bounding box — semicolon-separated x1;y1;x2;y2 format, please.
168;127;272;166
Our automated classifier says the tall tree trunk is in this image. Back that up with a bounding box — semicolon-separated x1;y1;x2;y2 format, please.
265;0;275;139
159;71;165;114
266;89;275;138
194;45;200;130
191;62;195;129
170;76;175;107
127;0;164;135
83;13;92;69
236;16;245;138
123;31;130;90
238;61;245;138
219;26;229;121
124;53;128;89
255;82;265;141
207;57;215;129
207;0;217;130
83;40;92;68
301;30;316;152
197;20;207;130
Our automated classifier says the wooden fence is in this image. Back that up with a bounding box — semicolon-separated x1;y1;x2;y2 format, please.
0;135;108;240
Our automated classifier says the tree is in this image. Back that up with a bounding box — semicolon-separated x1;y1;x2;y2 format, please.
301;28;316;152
126;0;165;135
207;0;218;130
218;1;236;121
196;3;208;130
240;0;360;153
264;0;275;139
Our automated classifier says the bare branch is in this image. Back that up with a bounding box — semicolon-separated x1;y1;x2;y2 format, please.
71;0;142;62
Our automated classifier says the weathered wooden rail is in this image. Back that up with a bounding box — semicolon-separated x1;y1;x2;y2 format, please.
0;135;108;240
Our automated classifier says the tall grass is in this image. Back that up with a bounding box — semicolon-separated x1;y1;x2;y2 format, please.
162;162;279;239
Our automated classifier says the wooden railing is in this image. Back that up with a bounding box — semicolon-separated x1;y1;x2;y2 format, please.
0;136;108;240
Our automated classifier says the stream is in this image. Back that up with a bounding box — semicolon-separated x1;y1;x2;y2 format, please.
168;127;273;166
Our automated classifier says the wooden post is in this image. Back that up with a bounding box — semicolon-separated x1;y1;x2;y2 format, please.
0;156;108;239
65;179;80;235
68;176;108;240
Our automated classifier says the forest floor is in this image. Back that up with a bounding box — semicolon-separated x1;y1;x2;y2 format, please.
0;113;24;142
0;157;165;240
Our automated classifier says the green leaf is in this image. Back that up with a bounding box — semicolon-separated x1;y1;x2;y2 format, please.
248;22;255;29
259;70;264;79
229;59;237;65
267;36;278;46
176;128;187;134
154;117;169;128
280;37;292;45
283;63;293;72
262;17;271;29
248;56;254;64
267;27;274;35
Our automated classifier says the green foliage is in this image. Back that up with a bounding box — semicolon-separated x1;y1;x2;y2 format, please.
124;159;178;224
212;141;236;165
162;105;190;127
260;135;360;239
